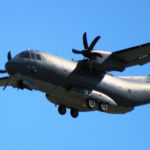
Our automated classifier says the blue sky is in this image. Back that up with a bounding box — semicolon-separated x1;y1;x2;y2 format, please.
0;0;150;150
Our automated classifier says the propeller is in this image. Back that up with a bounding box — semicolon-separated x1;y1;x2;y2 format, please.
7;51;12;60
72;32;102;59
0;51;12;74
0;51;12;90
0;70;6;73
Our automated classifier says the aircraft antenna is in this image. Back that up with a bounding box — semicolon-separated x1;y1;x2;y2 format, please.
27;47;30;51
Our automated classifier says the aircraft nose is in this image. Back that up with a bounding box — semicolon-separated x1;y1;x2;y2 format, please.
5;61;10;72
5;61;15;75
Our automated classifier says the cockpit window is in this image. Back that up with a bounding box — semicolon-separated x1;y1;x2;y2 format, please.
31;53;36;59
36;54;41;60
20;52;30;59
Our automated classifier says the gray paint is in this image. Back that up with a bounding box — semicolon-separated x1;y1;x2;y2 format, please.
3;50;150;115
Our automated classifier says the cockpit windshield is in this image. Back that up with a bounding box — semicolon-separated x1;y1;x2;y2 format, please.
19;52;30;59
31;53;36;59
15;51;42;61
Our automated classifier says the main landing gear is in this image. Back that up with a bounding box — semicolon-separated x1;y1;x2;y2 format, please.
87;99;109;112
57;102;109;118
87;99;96;109
58;104;79;118
99;103;109;112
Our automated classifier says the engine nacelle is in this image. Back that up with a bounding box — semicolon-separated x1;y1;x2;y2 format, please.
89;50;125;72
91;57;125;72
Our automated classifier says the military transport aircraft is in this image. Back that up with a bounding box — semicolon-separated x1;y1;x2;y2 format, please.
0;32;150;118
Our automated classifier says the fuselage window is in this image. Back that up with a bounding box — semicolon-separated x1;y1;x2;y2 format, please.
36;54;41;60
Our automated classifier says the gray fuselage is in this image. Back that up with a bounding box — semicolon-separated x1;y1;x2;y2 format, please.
6;50;150;113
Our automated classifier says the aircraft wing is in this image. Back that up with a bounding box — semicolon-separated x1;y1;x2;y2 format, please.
0;77;18;88
112;43;150;67
0;77;33;90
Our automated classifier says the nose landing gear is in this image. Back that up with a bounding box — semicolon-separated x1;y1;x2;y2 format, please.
58;105;66;115
58;105;79;118
70;108;79;118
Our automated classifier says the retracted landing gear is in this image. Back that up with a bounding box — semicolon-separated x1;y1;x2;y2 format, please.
58;104;66;115
70;108;79;118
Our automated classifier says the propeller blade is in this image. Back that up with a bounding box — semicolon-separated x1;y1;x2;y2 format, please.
83;32;88;49
7;51;12;60
0;70;6;73
81;49;91;58
72;49;82;54
89;36;101;51
72;33;102;59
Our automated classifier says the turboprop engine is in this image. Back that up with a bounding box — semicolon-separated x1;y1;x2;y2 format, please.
72;32;126;72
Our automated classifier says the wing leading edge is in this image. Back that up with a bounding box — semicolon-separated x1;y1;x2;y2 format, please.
0;77;18;89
